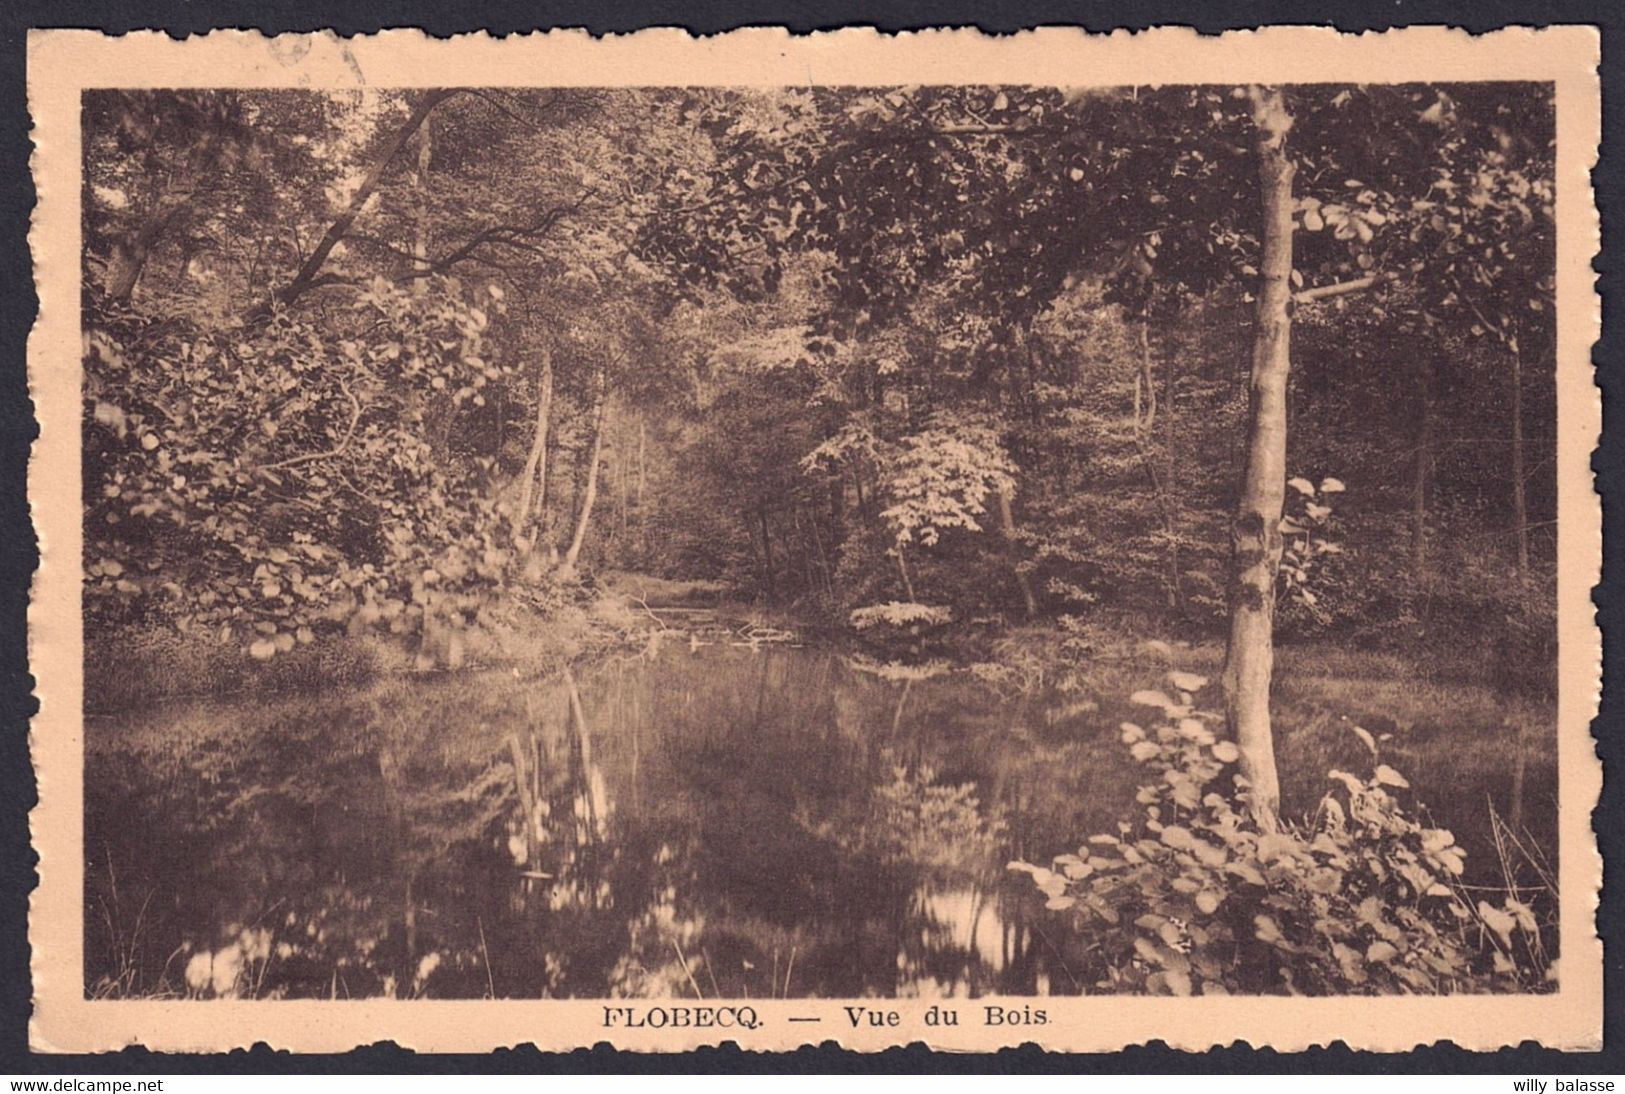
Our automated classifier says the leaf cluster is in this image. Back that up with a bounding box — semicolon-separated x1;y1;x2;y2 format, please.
1012;669;1554;994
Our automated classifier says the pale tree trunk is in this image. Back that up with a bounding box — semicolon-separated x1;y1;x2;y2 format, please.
561;366;608;572
1162;335;1184;610
895;547;916;601
410;114;433;296
636;417;647;561
1510;339;1529;588
1412;354;1432;582
1133;309;1184;611
618;420;629;544
996;488;1038;617
515;344;554;550
1221;86;1294;829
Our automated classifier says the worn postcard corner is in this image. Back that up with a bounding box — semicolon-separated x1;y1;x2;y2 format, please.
25;24;1602;1054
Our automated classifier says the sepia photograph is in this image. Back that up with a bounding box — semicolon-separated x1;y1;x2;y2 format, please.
26;27;1601;1053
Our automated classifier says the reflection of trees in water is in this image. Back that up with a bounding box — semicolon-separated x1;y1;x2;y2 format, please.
84;644;1128;999
87;679;526;1001
95;641;1539;999
84;646;1071;998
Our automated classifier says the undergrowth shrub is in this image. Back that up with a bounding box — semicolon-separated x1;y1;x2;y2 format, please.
848;601;953;659
1012;670;1555;995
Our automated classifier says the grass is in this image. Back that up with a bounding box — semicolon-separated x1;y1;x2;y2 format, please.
595;570;728;608
86;625;398;713
85;593;649;714
980;621;1556;873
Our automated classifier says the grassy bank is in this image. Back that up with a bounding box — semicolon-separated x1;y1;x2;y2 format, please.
595;570;728;608
85;591;651;714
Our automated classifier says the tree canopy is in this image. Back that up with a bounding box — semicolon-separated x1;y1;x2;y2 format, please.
84;83;1556;711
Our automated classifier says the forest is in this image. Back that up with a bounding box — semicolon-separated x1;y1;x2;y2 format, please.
82;83;1558;998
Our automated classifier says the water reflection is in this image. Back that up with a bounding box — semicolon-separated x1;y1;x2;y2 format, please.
84;639;1554;999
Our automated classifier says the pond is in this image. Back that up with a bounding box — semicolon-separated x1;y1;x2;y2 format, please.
85;627;1555;999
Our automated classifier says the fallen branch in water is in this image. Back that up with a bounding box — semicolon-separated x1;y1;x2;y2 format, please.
736;621;797;644
627;593;679;634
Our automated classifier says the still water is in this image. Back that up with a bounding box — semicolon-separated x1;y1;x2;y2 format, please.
85;632;1553;1000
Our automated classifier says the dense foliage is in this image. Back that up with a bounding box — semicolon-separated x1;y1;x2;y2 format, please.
86;277;519;658
80;78;1563;1000
84;84;1556;670
1013;670;1554;994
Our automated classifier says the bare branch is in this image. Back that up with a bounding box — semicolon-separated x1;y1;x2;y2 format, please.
253;379;365;474
1293;272;1393;304
256;90;459;315
464;89;562;133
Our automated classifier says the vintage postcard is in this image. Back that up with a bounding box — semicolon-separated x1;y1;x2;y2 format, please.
26;26;1601;1053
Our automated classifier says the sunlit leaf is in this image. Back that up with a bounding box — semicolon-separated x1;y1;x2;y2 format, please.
1373;764;1410;789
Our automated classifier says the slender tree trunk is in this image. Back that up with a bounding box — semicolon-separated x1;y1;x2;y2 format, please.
1510;339;1529;588
759;509;776;601
258;88;456;316
895;547;916;601
561;367;607;572
1509;716;1528;831
807;507;834;596
1221;86;1294;830
996;488;1038;617
515;344;554;550
748;510;769;590
1162;333;1184;610
636;417;647;562
1412;354;1432;582
618;420;629;545
542;428;559;566
106;198;187;302
794;508;818;594
410;114;433;296
998;333;1040;619
1134;309;1184;611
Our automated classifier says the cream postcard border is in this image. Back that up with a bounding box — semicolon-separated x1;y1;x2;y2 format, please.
25;25;1604;1054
